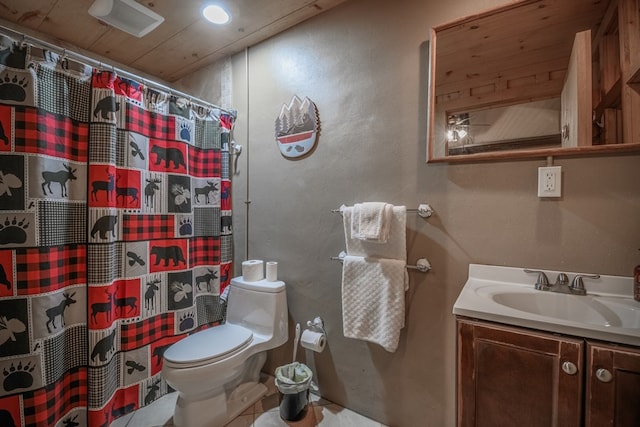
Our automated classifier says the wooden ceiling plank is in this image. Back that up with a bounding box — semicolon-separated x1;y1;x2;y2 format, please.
87;0;205;65
0;0;57;31
435;0;611;106
437;9;607;66
437;78;565;112
35;0;110;50
135;0;345;81
0;0;349;81
436;56;569;96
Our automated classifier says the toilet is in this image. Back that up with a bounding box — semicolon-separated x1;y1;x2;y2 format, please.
162;276;288;427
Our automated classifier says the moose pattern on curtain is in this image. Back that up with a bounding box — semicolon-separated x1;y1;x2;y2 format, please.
0;42;91;427
86;70;233;426
0;36;233;427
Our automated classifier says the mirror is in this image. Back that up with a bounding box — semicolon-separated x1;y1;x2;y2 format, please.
427;0;640;162
446;98;561;155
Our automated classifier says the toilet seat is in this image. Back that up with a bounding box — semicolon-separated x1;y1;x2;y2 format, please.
164;324;253;368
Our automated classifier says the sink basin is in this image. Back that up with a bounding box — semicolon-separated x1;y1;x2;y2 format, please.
453;264;640;346
490;291;640;328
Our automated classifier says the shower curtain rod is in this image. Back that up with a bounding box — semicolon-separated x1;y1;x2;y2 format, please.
0;24;234;116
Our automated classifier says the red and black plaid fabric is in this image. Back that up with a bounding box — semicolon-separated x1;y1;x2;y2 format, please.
189;145;221;178
119;312;175;351
0;58;232;427
14;106;89;162
22;366;87;426
122;214;174;241
126;104;175;140
189;236;220;267
16;245;86;295
88;67;233;424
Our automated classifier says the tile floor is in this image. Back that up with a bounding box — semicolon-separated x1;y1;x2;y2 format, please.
110;375;386;427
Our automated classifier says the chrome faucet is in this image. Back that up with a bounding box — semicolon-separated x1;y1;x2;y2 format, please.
568;274;600;295
523;269;550;290
524;270;600;296
555;272;569;287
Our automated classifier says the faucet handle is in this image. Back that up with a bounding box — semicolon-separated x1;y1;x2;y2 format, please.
524;269;550;289
556;273;569;286
570;274;600;293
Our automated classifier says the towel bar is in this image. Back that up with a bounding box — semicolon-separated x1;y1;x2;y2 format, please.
330;256;431;273
331;203;434;218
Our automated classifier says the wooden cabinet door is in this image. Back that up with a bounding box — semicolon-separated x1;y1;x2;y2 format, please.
457;319;583;427
618;0;640;143
585;341;640;427
561;29;592;147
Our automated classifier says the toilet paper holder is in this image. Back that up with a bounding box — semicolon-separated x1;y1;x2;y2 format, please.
306;316;326;335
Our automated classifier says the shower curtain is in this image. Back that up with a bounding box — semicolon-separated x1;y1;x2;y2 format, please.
0;36;233;427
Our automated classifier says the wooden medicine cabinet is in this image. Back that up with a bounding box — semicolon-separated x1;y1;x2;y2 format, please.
427;0;640;162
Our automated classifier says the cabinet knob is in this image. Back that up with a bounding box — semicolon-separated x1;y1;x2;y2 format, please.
596;368;613;383
562;361;578;375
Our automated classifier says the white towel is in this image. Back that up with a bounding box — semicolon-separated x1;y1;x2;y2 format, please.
342;206;406;261
341;255;408;352
351;202;391;242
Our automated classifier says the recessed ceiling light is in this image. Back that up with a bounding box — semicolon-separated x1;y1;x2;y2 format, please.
203;4;231;25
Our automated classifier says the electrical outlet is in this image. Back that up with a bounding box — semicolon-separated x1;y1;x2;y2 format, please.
538;166;562;197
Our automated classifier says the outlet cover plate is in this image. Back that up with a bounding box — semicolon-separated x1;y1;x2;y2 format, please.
538;166;562;197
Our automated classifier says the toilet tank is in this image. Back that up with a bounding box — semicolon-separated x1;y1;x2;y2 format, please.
226;277;288;346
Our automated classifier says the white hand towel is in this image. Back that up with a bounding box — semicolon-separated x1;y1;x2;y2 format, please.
341;255;408;352
342;206;406;260
351;202;391;242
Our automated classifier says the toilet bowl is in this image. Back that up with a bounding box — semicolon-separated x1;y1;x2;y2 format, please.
162;276;288;427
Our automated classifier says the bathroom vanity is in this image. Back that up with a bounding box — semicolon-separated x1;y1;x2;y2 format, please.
453;264;640;427
456;319;640;426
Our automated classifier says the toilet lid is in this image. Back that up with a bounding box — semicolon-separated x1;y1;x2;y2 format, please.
164;324;253;366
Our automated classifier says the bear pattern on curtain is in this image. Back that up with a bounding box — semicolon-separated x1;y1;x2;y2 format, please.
0;36;234;427
87;70;233;426
0;42;91;427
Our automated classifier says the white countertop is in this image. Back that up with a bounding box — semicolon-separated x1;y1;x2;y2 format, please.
453;264;639;347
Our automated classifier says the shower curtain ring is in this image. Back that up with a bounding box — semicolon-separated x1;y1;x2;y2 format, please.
59;49;69;70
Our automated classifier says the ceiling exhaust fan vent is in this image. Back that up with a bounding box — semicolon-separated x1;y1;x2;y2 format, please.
89;0;164;38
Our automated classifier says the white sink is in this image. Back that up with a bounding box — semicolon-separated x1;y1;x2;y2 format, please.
453;264;640;346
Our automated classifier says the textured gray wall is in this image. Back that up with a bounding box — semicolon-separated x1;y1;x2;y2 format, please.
176;0;640;425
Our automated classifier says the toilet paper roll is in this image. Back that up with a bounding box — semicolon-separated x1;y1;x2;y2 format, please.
242;259;264;282
266;261;278;282
300;329;326;353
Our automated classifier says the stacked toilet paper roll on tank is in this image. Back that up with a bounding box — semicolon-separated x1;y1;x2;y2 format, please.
241;260;279;282
242;260;264;281
266;262;278;281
